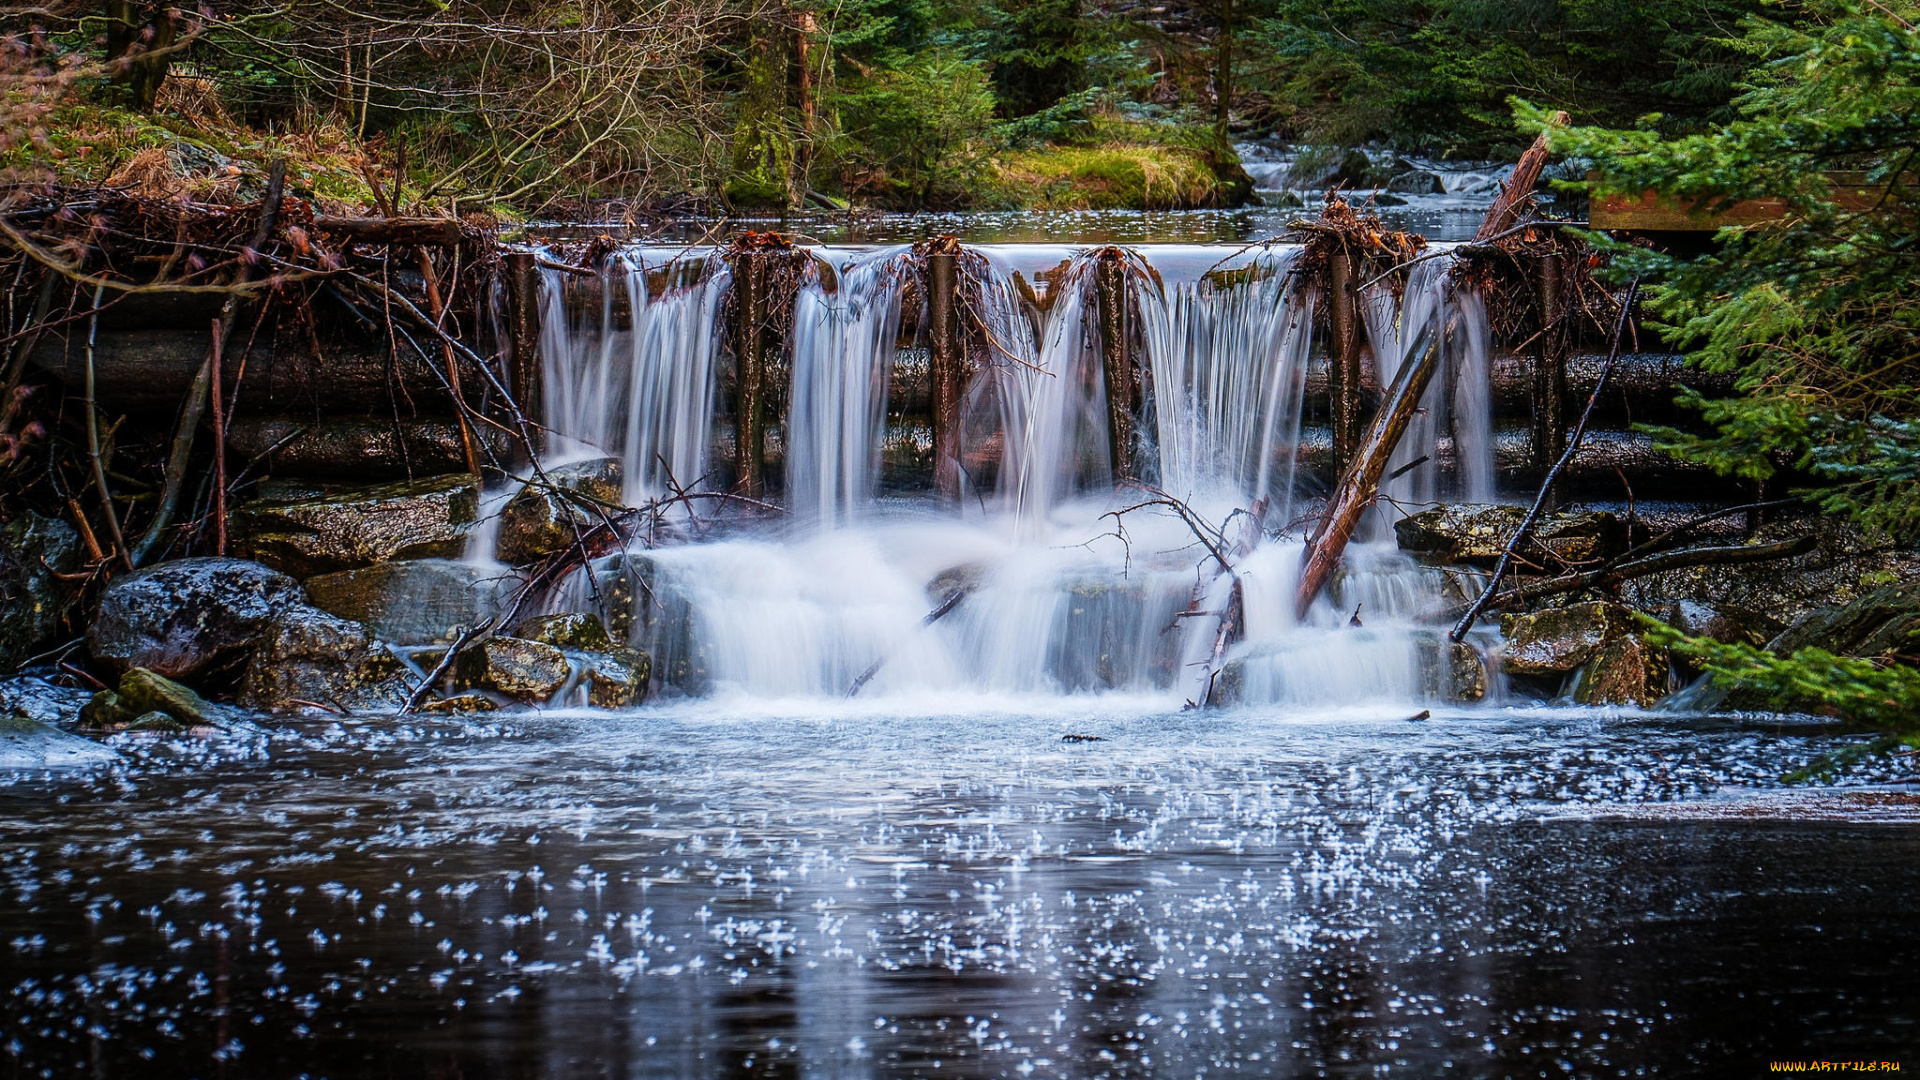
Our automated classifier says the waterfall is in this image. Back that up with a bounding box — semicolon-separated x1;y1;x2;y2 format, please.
783;247;911;525
523;239;1504;709
1135;246;1316;515
536;252;728;503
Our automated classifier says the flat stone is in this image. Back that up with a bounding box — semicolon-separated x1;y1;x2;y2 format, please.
0;512;81;670
495;458;624;565
416;692;499;714
88;557;306;680
1500;601;1641;676
239;607;412;713
514;613;613;651
1396;504;1626;569
304;558;512;644
235;474;478;578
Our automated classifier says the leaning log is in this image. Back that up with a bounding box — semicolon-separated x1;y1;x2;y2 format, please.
1474;111;1567;242
1294;317;1444;620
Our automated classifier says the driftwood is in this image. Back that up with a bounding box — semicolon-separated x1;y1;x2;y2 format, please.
1449;280;1640;640
1429;535;1818;623
1294;314;1443;619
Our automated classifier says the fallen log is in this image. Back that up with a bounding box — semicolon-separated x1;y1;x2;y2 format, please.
1427;535;1819;623
1475;112;1568;242
1294;315;1443;620
312;216;468;247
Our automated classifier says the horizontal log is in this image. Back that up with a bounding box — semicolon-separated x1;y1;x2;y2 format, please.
1288;424;1718;499
30;328;489;416
227;417;512;479
311;216;469;246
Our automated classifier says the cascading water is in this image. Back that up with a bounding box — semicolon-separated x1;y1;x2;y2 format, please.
535;251;729;502
783;246;911;525
527;241;1502;709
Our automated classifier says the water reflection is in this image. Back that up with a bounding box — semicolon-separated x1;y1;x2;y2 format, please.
2;707;1915;1077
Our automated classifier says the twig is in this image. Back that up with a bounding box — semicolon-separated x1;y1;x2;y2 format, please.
399;617;498;715
845;586;972;698
1430;536;1818;623
81;284;132;570
1450;279;1640;641
209;318;228;555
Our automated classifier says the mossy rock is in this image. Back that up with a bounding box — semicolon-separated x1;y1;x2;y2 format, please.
416;692;500;714
88;557;304;680
1396;504;1625;569
582;647;650;708
495;458;625;565
1571;634;1670;708
235;474;478;578
305;559;511;645
472;637;572;702
238;607;412;713
514;613;613;651
83;667;222;729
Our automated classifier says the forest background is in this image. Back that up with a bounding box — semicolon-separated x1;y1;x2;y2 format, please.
4;0;1770;216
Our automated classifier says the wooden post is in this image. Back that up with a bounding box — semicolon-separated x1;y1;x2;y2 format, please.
927;243;964;498
731;248;769;498
1532;251;1569;508
1324;250;1367;473
1095;247;1134;481
504;251;544;461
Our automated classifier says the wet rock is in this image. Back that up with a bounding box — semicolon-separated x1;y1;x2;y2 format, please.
235;474;478;578
582;647;650;708
1437;642;1489;702
0;677;90;727
1571;633;1670;707
1659;599;1785;648
495;458;625;565
1386;169;1446;194
416;691;499;714
1621;516;1920;625
238;607;411;713
305;559;512;644
82;667;224;730
1396;504;1625;569
1500;601;1642;675
0;512;81;669
514;612;614;651
472;637;572;702
126;711;187;733
0;713;116;768
88;557;305;680
1766;578;1920;658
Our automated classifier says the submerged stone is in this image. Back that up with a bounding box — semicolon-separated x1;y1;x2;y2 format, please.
239;607;411;713
1396;504;1625;569
305;558;512;644
88;557;305;680
416;691;499;714
0;712;116;768
495;458;625;565
235;474;478;578
1387;169;1445;194
0;512;81;670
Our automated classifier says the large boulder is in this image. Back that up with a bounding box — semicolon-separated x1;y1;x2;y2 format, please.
0;512;81;669
1422;640;1489;702
468;637;572;701
495;458;625;565
1396;504;1626;570
88;557;305;680
583;647;650;708
238;607;412;713
304;558;512;645
235;473;478;578
1500;600;1668;706
1386;169;1445;195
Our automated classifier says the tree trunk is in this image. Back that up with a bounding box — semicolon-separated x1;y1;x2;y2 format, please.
1095;248;1134;481
927;247;965;498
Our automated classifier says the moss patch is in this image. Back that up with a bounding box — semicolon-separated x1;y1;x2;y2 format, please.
986;143;1241;210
